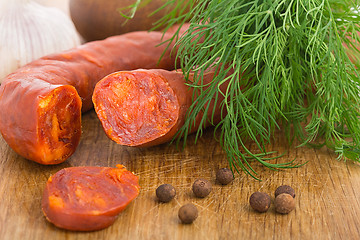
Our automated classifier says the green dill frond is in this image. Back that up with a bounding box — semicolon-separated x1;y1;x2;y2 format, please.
139;0;360;178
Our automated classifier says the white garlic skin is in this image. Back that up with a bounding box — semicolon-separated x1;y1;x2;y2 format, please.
0;0;80;82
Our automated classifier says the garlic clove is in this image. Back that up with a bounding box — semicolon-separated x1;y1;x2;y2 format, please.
0;0;80;82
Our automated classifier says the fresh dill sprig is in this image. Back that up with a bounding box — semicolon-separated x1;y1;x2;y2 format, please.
137;0;360;178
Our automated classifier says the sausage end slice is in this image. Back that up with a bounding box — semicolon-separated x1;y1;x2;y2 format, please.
41;165;140;231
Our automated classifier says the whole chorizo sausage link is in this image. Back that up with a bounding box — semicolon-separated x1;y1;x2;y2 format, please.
92;68;228;147
0;27;187;165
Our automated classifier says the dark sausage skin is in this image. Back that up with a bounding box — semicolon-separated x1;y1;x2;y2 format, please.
42;165;140;231
92;69;226;147
0;28;185;165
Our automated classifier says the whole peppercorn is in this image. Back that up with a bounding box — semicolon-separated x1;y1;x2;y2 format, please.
216;168;234;185
192;179;212;198
178;203;198;224
156;184;176;203
249;192;271;213
275;185;295;198
275;193;295;214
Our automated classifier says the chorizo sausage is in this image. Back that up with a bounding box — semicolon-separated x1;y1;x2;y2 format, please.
92;68;227;147
0;27;186;165
41;165;140;231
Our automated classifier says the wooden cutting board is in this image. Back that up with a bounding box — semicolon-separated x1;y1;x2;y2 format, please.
1;1;359;238
0;110;359;239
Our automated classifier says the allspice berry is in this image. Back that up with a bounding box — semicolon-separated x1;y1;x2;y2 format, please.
192;179;212;198
275;185;295;198
249;192;271;213
275;193;295;214
216;168;234;185
156;184;176;203
178;203;198;224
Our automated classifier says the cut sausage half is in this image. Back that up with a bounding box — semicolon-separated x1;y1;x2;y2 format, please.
93;69;226;147
93;70;182;146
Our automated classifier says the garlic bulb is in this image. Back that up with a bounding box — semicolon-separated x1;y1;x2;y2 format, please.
0;0;80;82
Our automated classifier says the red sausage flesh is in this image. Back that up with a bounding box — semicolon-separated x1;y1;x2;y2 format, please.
42;165;140;231
92;69;226;147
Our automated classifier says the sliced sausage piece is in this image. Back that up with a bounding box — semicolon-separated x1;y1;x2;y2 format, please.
41;165;140;231
0;27;186;165
92;69;227;147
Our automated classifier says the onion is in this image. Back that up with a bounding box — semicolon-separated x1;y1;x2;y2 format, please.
69;0;172;42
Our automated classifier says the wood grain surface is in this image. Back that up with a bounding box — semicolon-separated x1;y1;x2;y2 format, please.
0;110;359;240
1;1;360;239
